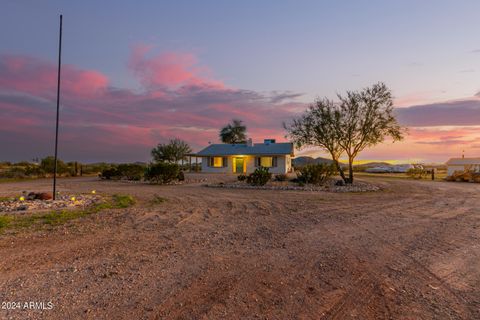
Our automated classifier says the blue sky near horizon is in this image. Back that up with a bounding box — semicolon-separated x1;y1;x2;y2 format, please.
1;0;480;162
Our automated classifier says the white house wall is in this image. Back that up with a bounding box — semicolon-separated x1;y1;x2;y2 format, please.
201;155;291;174
201;157;232;173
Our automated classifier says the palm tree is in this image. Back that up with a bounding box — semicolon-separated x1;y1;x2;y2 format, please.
219;119;247;144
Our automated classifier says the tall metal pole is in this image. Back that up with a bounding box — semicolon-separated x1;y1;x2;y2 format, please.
53;14;63;200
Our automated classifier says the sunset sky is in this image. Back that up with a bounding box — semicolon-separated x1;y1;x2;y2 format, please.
2;1;480;163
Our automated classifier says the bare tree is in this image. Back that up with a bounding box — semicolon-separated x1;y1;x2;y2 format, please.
284;98;347;182
151;139;192;163
336;83;404;183
285;83;405;184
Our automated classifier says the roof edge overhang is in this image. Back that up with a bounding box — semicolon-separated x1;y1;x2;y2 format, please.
187;153;293;157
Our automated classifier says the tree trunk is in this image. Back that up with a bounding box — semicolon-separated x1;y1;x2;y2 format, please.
333;158;347;182
348;157;354;184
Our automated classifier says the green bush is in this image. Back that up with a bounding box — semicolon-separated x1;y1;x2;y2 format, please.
246;167;272;186
117;164;145;181
237;174;247;181
274;174;288;181
298;163;335;185
99;167;120;180
144;163;180;183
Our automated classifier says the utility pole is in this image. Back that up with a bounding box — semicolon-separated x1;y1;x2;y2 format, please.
53;14;63;200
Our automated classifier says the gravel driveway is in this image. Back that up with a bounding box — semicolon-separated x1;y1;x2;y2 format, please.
0;176;479;319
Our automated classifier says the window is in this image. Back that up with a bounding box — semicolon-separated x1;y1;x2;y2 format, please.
254;156;276;168
260;157;273;167
211;157;223;167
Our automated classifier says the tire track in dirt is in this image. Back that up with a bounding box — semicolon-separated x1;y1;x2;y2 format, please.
315;189;478;319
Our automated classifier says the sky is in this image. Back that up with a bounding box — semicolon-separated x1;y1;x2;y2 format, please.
1;0;480;163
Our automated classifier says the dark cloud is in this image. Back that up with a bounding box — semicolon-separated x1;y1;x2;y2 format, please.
395;99;480;127
0;91;51;109
269;91;304;103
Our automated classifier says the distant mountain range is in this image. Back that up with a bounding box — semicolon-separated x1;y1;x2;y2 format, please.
292;157;399;168
292;156;335;167
354;162;392;168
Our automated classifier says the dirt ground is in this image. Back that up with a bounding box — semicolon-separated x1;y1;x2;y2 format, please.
0;175;479;319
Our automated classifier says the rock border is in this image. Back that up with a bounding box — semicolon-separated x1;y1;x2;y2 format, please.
205;181;380;193
0;194;104;213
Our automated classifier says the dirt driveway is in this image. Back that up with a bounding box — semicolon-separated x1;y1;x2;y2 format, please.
0;176;479;319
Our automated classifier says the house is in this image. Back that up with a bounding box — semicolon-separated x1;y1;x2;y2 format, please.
195;139;294;174
446;157;480;176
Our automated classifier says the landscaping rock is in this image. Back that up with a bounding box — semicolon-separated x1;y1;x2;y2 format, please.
205;179;380;193
26;192;53;200
0;194;103;213
37;192;53;200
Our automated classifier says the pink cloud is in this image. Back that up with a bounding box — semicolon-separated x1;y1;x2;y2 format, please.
0;54;108;99
7;47;479;163
62;68;108;96
0;50;300;162
128;45;224;90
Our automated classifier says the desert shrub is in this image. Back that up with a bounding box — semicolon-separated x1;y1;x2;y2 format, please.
15;161;32;167
298;163;335;185
40;156;69;175
237;174;247;181
24;165;46;177
111;194;136;208
144;163;180;183
406;168;428;179
99;167;121;180
65;161;85;176
0;163;46;179
117;164;145;181
177;171;185;181
82;163;111;175
274;174;288;182
246;167;271;186
0;166;27;179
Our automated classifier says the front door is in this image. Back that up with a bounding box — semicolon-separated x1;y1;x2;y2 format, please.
234;157;245;173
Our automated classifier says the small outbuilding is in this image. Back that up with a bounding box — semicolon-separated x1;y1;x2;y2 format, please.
446;157;480;176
